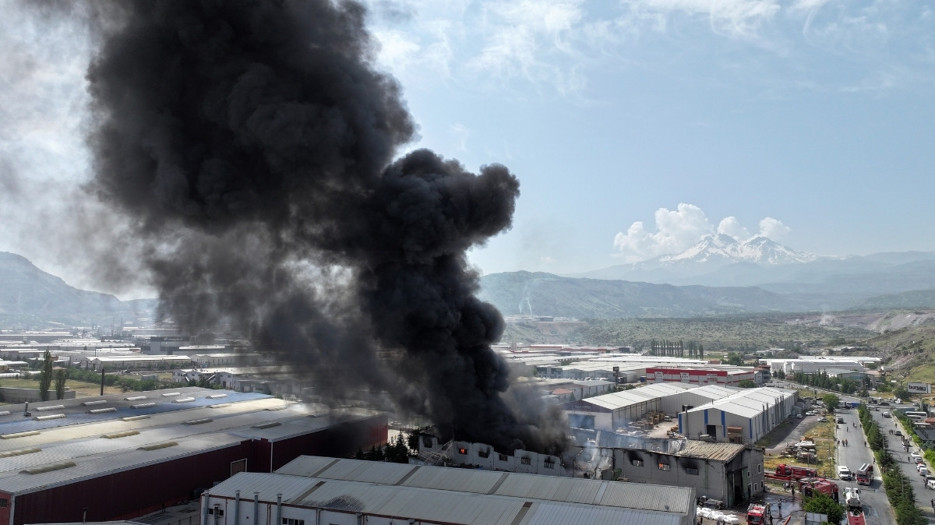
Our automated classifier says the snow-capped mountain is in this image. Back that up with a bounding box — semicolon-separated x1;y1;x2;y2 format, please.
663;234;817;265
579;235;822;285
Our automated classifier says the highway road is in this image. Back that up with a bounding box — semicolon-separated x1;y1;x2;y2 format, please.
867;402;935;522
834;402;895;525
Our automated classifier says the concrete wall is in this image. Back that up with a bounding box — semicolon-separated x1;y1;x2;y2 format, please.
613;445;764;507
0;387;76;403
420;438;571;476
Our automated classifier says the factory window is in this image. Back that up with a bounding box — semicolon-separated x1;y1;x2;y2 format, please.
230;458;247;476
478;447;490;458
685;467;699;475
207;508;224;516
757;465;762;473
499;453;509;462
521;457;531;465
458;447;467;455
631;459;643;467
282;519;304;525
657;463;671;471
0;499;7;507
544;458;555;469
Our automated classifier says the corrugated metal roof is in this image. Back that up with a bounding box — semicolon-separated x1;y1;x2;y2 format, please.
523;502;684;525
312;456;416;485
600;480;692;513
673;440;744;461
494;473;603;505
270;456;693;517
0;433;244;494
687;387;795;418
0;389;377;496
402;464;507;494
579;383;691;411
208;462;694;524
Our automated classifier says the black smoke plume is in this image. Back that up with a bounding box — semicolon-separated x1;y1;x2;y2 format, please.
79;0;565;454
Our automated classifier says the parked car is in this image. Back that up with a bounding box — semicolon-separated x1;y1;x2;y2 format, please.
911;452;924;461
895;430;903;436
817;417;827;422
838;465;852;480
927;479;935;490
837;417;845;423
920;467;929;477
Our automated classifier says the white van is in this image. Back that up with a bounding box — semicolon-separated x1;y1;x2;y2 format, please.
927;479;935;490
838;465;852;480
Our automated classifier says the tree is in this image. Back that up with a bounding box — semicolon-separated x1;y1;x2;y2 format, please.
893;386;911;402
38;350;53;401
821;393;840;413
737;380;756;388
725;352;744;366
802;490;844;524
54;368;67;400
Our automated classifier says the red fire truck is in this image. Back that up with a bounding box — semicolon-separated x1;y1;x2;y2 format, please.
770;464;819;480
746;503;768;525
855;463;873;485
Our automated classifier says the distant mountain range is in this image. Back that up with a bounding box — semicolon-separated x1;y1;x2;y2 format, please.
0;252;157;329
479;237;935;318
5;237;935;328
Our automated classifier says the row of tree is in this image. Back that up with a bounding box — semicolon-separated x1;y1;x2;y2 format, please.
647;339;704;358
37;350;67;401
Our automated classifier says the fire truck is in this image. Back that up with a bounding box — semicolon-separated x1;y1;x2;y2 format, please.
745;503;769;525
844;486;866;525
799;477;840;502
855;463;873;485
770;464;819;480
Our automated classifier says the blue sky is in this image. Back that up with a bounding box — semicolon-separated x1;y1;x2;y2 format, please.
364;0;935;274
1;0;934;296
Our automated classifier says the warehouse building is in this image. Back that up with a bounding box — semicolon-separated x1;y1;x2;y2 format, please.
563;383;692;431
572;429;764;507
678;387;796;444
0;387;386;525
646;366;756;387
200;455;697;525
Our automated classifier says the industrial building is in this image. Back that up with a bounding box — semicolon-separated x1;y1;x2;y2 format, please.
0;387;386;525
678;387;797;444
200;455;697;525
572;429;765;507
645;366;756;386
416;437;571;476
563;383;693;431
79;354;194;371
563;384;797;444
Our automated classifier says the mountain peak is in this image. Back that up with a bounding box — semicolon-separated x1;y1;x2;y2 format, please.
661;234;815;265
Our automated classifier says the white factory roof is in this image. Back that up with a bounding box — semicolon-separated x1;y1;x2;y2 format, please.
0;388;375;496
85;355;192;363
687;387;795;418
574;383;691;411
207;457;692;525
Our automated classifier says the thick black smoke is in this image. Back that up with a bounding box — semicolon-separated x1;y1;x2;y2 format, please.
79;1;564;454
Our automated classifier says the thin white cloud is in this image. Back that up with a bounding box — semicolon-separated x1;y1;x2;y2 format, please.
613;204;792;262
621;0;781;40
